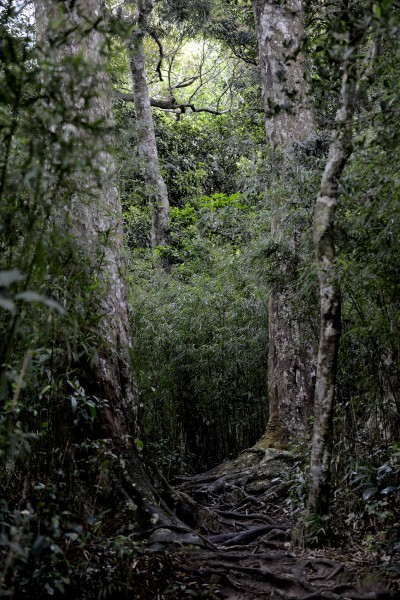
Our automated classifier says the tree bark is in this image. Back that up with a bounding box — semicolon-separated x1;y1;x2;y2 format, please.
34;0;137;427
307;29;361;521
251;0;316;448
252;0;314;147
126;0;171;268
33;0;178;528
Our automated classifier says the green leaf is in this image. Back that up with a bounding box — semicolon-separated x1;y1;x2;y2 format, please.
15;291;65;314
88;405;97;419
135;438;144;451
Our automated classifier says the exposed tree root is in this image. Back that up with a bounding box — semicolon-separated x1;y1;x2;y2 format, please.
159;448;394;600
72;448;394;599
215;509;275;523
209;524;290;546
297;557;344;581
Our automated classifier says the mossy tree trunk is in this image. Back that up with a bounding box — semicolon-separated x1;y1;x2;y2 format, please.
251;0;316;448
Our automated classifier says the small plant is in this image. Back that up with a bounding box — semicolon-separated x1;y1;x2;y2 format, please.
68;379;108;425
285;461;308;515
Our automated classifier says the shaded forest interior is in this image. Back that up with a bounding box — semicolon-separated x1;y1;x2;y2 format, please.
0;0;400;598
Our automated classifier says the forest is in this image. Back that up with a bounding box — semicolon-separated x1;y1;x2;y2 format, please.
0;0;399;598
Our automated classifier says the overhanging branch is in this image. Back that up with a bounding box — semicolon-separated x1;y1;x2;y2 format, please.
115;92;229;116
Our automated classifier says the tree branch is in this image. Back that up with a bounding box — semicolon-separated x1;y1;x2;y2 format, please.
148;28;164;82
171;75;202;90
115;92;229;115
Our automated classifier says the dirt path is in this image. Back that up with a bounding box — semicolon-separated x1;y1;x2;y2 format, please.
155;449;396;599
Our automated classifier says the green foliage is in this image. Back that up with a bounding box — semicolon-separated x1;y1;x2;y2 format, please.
130;249;268;474
330;447;400;563
115;100;265;214
0;7;134;597
154;112;251;204
333;56;400;456
305;5;400;555
1;0;400;593
123;205;152;250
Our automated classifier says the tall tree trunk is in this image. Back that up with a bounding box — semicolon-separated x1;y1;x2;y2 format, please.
252;0;316;448
33;0;178;528
34;0;137;429
126;0;171;268
307;21;369;521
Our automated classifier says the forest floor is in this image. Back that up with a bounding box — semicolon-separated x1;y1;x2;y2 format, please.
126;449;400;600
